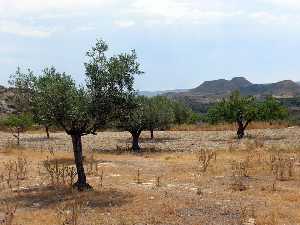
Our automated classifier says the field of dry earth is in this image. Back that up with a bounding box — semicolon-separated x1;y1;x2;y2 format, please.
1;127;300;225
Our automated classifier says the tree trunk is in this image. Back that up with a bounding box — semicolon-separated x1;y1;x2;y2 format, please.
150;129;154;139
131;131;141;152
237;121;245;139
45;125;50;139
17;127;20;145
71;134;92;191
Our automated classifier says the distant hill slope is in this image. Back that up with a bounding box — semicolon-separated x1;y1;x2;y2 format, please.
165;77;300;113
138;89;188;97
191;77;252;95
0;85;16;116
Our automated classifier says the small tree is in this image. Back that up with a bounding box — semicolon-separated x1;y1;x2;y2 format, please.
118;96;147;152
2;113;34;145
171;101;198;125
19;39;143;190
257;96;288;123
144;96;175;139
206;91;287;139
9;68;52;138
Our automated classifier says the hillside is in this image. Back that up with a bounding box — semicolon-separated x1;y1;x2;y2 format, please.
0;85;15;116
164;77;300;113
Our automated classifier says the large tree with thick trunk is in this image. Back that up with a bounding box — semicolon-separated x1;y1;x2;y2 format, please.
13;39;142;191
207;91;288;139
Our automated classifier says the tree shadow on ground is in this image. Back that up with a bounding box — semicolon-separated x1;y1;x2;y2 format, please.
117;136;179;145
44;157;112;166
244;134;286;141
0;186;133;209
21;136;60;142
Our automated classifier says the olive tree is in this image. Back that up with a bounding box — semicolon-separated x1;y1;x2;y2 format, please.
23;39;142;190
171;101;199;125
2;113;34;145
118;96;147;152
144;96;175;139
207;91;288;139
9;68;53;138
257;96;288;122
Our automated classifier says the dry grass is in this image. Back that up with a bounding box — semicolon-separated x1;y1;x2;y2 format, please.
171;121;289;131
0;128;300;224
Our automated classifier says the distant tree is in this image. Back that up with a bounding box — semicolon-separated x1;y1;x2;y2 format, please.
8;67;35;113
118;96;147;152
257;96;288;122
206;91;288;139
2;113;34;145
144;96;175;139
171;101;199;124
18;39;143;190
9;68;53;138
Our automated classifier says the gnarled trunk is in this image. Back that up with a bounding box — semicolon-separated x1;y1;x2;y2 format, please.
45;125;50;139
237;121;245;139
236;119;251;139
131;131;142;152
71;134;91;191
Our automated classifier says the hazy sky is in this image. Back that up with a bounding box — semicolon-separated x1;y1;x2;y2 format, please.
0;0;300;91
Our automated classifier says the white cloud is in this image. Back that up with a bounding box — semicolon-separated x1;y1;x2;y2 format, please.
0;20;54;38
75;24;96;32
249;11;289;25
114;20;135;28
263;0;300;10
0;0;116;16
1;0;300;38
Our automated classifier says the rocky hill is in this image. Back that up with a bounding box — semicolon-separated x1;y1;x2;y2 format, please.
164;77;300;113
0;85;16;116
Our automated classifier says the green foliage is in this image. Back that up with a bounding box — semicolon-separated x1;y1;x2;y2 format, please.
1;113;34;130
32;67;92;134
144;96;175;131
119;96;198;134
85;39;143;127
171;100;200;124
257;96;289;121
207;92;288;125
118;96;147;133
9;67;36;113
206;91;258;124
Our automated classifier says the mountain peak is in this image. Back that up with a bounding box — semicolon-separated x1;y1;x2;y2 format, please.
231;77;252;86
192;76;252;94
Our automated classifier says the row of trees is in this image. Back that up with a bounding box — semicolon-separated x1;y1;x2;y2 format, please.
5;39;198;191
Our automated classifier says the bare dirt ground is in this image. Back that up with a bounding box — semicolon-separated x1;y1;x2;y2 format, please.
1;127;300;225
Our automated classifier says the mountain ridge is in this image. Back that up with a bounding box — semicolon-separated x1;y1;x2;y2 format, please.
162;77;300;113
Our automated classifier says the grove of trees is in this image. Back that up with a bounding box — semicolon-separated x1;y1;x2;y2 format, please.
5;38;290;192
